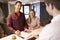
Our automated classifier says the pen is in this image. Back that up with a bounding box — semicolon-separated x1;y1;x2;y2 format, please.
18;36;25;39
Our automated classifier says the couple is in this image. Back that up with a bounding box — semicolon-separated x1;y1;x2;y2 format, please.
6;1;40;36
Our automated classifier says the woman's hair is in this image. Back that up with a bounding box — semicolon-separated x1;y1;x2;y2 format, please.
27;9;36;24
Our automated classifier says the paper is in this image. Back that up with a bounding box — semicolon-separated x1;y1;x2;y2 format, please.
20;31;32;39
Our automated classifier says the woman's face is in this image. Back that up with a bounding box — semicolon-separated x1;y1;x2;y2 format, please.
29;11;35;18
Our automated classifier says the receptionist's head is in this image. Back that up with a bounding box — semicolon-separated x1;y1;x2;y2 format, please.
45;0;60;16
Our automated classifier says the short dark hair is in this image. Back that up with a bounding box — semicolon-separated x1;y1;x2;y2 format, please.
15;1;22;5
45;0;60;10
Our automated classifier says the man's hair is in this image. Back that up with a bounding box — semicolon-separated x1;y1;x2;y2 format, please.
15;1;22;5
45;0;60;10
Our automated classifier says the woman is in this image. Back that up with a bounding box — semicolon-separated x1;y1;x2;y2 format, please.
27;9;40;30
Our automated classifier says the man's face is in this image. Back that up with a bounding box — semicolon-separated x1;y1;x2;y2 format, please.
15;3;21;12
45;3;53;16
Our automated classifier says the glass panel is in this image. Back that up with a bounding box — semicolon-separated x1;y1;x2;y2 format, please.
24;6;29;14
25;15;29;19
20;6;23;13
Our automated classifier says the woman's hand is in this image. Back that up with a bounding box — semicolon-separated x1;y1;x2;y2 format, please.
29;27;34;30
24;28;31;33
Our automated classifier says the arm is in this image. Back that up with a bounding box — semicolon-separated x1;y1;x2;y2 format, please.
34;18;40;29
6;14;15;33
36;24;55;40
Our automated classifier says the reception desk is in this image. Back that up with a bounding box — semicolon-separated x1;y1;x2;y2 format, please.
0;27;44;40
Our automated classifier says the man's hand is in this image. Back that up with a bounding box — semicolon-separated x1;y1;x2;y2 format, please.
15;30;20;36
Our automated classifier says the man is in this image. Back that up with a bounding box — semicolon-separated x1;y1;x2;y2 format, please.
36;0;60;40
6;1;28;35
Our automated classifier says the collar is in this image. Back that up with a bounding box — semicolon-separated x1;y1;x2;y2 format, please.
15;11;22;16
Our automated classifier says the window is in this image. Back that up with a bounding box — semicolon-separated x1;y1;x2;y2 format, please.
20;6;23;13
24;6;29;19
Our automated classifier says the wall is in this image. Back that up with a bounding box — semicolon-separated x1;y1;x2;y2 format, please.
0;2;8;23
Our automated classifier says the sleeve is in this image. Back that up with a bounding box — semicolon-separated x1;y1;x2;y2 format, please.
36;24;54;40
34;17;40;29
36;17;40;25
6;14;15;33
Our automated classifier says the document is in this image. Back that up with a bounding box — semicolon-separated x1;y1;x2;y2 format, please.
20;31;32;39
